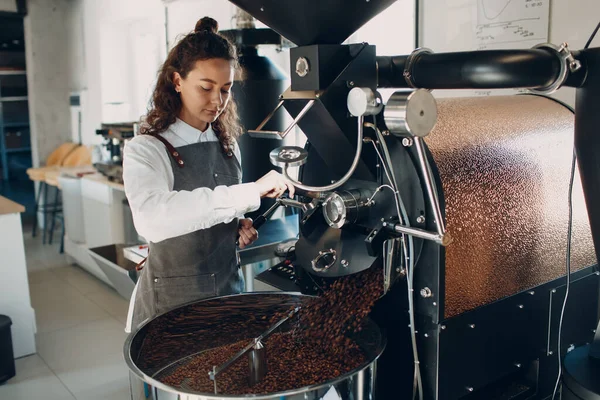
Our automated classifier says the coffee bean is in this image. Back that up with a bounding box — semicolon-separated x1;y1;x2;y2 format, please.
161;266;383;394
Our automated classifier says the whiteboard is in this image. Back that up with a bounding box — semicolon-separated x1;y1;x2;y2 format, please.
418;0;549;51
417;0;550;98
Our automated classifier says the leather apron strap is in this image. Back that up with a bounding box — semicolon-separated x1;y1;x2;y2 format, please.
150;134;185;167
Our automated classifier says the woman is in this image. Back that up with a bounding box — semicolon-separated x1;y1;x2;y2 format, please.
123;17;294;333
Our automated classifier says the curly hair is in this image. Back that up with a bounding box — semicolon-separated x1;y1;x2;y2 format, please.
140;17;241;153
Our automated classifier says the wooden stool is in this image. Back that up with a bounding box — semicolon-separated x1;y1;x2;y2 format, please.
42;146;92;252
26;143;78;243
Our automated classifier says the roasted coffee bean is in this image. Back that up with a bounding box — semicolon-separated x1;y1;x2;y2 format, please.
161;266;383;395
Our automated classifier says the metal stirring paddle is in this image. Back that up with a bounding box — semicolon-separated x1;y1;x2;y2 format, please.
208;306;301;394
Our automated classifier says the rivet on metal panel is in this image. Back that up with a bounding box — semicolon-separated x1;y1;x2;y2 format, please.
440;325;446;330
518;304;524;309
466;387;474;393
514;363;522;368
416;215;425;224
528;291;535;295
402;137;413;147
469;324;476;329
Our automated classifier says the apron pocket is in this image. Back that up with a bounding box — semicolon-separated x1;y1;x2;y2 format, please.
213;171;241;187
154;274;216;313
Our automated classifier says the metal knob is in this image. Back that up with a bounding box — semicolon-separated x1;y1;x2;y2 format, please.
347;87;383;117
384;89;438;137
269;146;308;168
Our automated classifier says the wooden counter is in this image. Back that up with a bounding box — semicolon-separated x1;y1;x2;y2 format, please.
81;172;125;191
45;166;97;188
0;195;25;215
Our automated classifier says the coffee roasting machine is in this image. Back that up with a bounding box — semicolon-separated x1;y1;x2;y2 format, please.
124;1;600;399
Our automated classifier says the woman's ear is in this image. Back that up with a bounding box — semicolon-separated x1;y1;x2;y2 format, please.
172;72;182;93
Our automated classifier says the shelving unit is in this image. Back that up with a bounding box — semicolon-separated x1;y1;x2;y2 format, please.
0;68;31;181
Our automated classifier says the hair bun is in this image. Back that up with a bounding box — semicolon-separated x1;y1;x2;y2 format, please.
195;17;219;34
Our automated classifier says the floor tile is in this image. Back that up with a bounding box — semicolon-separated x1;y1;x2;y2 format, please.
29;278;110;333
27;268;58;285
52;265;112;295
36;318;130;399
0;354;76;400
86;287;130;326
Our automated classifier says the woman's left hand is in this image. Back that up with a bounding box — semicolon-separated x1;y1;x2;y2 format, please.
237;218;258;249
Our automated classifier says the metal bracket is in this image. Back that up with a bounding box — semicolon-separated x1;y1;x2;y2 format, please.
247;99;315;140
530;42;580;95
403;47;433;88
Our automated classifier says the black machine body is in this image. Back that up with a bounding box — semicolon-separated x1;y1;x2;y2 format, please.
231;0;600;399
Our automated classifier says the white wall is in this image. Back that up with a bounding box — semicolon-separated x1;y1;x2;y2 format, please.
70;0;166;146
25;0;415;158
349;0;415;102
166;0;238;48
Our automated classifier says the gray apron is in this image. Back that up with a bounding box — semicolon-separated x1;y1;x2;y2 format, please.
130;137;244;330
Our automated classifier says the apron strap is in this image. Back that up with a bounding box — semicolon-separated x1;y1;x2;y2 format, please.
150;134;185;168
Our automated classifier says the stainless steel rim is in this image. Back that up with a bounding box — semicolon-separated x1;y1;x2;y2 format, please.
124;291;387;399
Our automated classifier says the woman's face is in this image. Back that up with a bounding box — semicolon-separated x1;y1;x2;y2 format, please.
173;58;234;130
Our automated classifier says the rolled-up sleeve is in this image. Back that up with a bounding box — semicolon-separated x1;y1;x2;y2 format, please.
123;136;261;243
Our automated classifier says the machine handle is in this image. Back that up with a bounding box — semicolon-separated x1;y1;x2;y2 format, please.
236;200;282;246
252;215;268;230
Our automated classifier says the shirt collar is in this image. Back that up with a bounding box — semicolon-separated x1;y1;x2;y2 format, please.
172;118;215;144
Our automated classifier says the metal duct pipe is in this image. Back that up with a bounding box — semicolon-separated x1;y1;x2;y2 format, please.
377;49;562;89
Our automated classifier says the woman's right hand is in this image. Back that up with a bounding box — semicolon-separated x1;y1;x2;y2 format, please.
255;170;295;199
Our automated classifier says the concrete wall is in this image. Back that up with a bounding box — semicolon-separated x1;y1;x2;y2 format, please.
0;0;17;12
24;0;73;166
22;0;166;160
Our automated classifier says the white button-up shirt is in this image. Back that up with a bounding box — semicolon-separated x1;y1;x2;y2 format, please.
122;118;261;243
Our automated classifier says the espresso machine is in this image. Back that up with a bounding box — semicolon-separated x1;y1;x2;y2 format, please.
94;123;135;183
123;1;600;399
